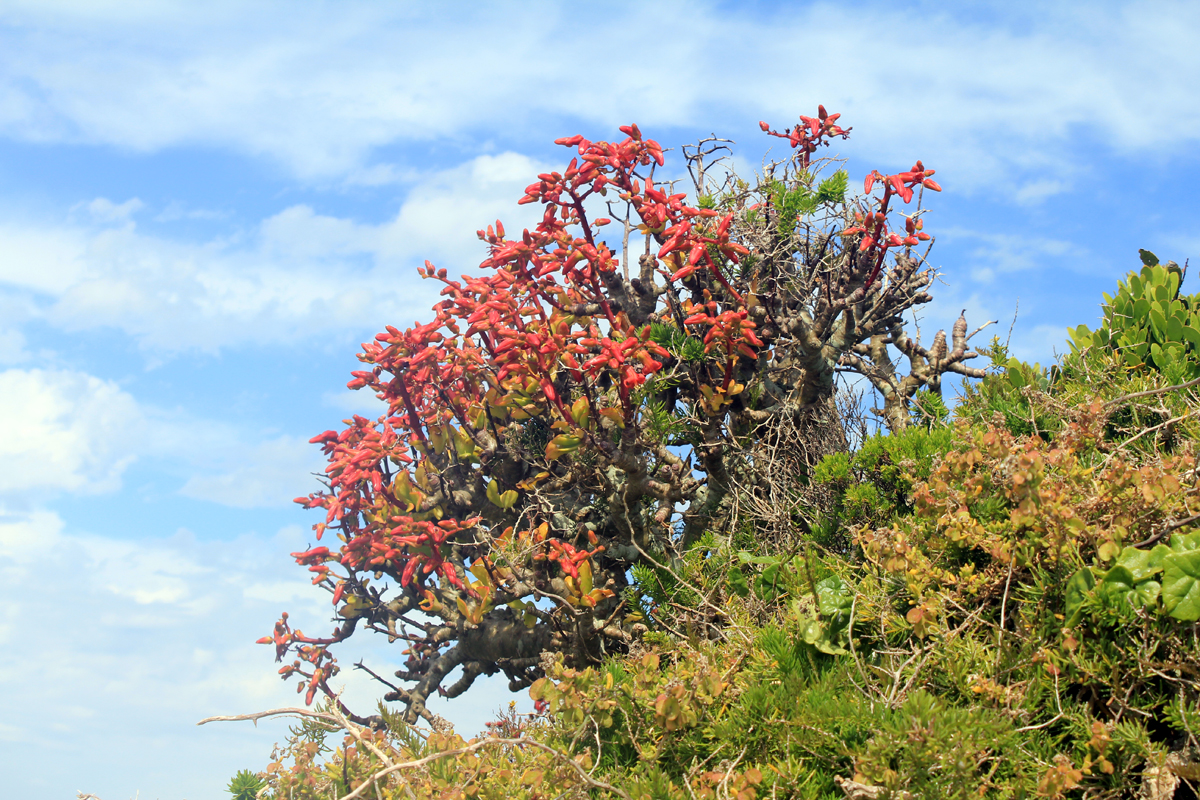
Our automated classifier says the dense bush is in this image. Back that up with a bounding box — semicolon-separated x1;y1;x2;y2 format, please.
257;107;985;729
221;116;1200;798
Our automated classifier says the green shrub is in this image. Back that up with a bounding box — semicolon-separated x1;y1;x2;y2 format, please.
226;769;265;800
242;253;1200;799
1069;250;1196;381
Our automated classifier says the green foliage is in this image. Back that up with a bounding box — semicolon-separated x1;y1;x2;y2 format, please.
909;387;950;429
956;346;1063;439
1066;530;1200;625
854;690;1016;798
227;769;266;800
763;169;848;237
648;321;707;365
248;246;1200;800
1069;251;1198;381
812;423;954;542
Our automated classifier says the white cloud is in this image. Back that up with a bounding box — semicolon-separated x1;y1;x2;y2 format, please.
1008;322;1073;366
1014;179;1070;205
77;195;143;224
0;219;89;294
0;2;1194;187
153;199;229;222
180;435;323;509
0;507;63;580
0;510;527;797
0;366;329;509
0;326;27;363
342;162;422;188
322;388;388;418
0;368;140;494
946;229;1075;276
0;151;546;355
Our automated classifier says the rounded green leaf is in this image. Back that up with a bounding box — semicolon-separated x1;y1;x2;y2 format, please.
1099;565;1160;610
1116;546;1167;582
1162;550;1200;621
1166;311;1185;340
1069;324;1094;351
1150;306;1167;340
1167;316;1185;343
1169;531;1200;553
726;566;750;597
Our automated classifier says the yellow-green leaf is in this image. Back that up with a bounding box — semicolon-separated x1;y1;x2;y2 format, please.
578;558;593;595
599;407;625;428
453;427;477;460
571;396;590;428
545;434;582;460
486;478;519;510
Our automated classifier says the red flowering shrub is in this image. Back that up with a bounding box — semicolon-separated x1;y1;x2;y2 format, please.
261;108;988;725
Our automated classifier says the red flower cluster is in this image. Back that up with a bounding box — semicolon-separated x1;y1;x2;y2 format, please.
759;104;851;168
262;107;948;716
842;161;942;290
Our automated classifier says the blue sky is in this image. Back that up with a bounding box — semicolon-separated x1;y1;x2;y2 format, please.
1;1;1198;797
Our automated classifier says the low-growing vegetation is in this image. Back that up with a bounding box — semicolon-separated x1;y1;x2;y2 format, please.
208;109;1199;798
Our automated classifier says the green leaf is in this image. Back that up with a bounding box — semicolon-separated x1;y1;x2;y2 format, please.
1135;581;1162;607
1065;567;1096;627
1098;565;1159;610
815;573;852;617
1140;248;1160;267
570;396;590;428
1169;531;1200;553
815;170;848;204
754;562;782;600
486;478;519;509
545;433;582;460
1115;546;1167;582
1150;306;1167;340
453;427;478;460
726;566;750;597
1168;315;1186;343
1006;358;1028;389
814;573;853;645
799;617;848;655
1163;550;1200;621
1069;324;1094;351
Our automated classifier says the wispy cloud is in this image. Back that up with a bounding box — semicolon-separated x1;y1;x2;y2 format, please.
0;366;323;508
0;2;1195;187
0;151;547;355
0;508;524;797
0;511;344;796
180;436;323;509
0;368;141;495
940;228;1076;284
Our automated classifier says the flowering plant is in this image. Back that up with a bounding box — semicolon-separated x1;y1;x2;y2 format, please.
261;108;987;725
